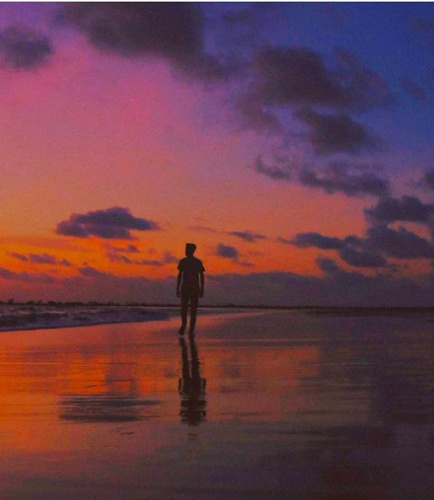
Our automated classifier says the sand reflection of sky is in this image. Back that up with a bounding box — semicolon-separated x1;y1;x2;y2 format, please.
0;311;433;498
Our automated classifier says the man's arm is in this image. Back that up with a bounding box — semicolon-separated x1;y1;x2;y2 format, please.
199;271;204;297
177;271;182;297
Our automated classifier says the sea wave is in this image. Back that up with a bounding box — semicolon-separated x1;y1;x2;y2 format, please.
0;304;174;332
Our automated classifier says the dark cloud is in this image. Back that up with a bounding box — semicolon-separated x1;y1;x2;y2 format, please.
235;94;281;131
333;49;395;111
228;231;266;243
238;46;394;129
8;252;71;266
299;163;389;197
338;246;388;268
399;76;427;101
60;3;224;81
292;231;387;268
78;266;109;278
107;253;133;264
0;25;53;69
7;252;28;262
216;243;239;260
413;18;434;51
419;169;434;190
291;232;344;250
161;251;178;264
107;249;176;266
189;224;268;243
61;3;201;58
56;220;89;238
0;266;55;284
252;46;351;108
316;256;341;275
104;243;140;254
56;207;158;240
292;221;434;265
364;196;434;225
29;253;71;266
296;109;379;155
365;225;434;259
255;156;389;198
107;253;164;266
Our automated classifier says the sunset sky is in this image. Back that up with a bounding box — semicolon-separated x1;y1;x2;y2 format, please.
1;2;434;306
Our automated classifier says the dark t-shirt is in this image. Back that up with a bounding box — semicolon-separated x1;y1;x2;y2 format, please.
178;256;205;290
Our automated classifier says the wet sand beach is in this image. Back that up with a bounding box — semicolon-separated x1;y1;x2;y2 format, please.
0;309;433;499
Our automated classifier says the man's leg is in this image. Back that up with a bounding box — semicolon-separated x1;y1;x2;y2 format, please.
189;293;199;334
180;292;189;334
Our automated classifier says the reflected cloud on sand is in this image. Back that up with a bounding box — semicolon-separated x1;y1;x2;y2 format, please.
59;394;161;423
178;335;206;426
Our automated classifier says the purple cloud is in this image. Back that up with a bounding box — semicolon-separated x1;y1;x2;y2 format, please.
56;207;159;240
228;231;266;243
299;164;389;197
216;243;239;260
252;46;351;108
296;109;379;155
365;225;434;259
291;232;345;250
237;45;394;132
364;196;434;225
419;170;434;191
292;221;434;268
106;249;176;267
60;3;225;82
78;266;109;278
0;266;55;284
338;246;388;268
255;157;389;198
10;252;71;266
104;243;140;254
0;24;53;69
291;231;387;268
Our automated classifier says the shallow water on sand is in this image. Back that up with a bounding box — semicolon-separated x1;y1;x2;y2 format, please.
0;309;433;499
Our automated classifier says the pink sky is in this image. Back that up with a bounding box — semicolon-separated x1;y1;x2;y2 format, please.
1;3;434;305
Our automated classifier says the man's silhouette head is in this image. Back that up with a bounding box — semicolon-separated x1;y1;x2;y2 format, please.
185;243;196;257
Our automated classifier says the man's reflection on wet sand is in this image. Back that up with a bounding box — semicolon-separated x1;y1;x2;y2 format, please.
178;335;206;426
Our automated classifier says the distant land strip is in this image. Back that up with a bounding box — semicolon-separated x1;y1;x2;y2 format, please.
2;300;434;315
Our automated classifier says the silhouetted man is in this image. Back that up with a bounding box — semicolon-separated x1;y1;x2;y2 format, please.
176;243;205;335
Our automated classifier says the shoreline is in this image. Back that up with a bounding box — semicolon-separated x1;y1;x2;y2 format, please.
1;302;434;334
0;305;257;334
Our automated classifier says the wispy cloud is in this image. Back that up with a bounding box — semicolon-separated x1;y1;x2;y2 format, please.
255;157;389;197
8;252;71;266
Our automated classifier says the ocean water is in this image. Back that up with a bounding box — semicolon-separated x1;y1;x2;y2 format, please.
0;303;174;331
0;309;433;498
